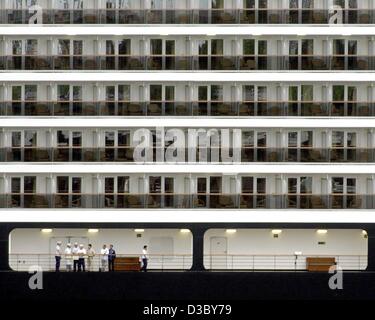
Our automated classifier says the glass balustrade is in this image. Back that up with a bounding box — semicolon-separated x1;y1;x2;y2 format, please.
0;194;372;209
1;9;374;25
0;55;374;71
0;147;373;163
1;101;373;117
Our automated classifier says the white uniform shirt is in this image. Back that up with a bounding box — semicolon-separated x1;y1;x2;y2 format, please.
78;248;86;258
65;248;72;264
142;249;148;260
101;248;109;261
72;246;79;260
56;245;62;257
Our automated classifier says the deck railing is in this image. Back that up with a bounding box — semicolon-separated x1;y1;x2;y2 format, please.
1;101;373;117
9;253;192;272
1;55;374;71
0;147;374;163
7;253;367;271
1;194;374;209
0;9;373;25
204;254;368;271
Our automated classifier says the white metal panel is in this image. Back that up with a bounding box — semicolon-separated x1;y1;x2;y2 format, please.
0;209;375;223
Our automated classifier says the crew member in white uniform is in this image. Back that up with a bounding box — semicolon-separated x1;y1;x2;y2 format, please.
55;241;62;272
78;244;87;272
72;243;79;272
100;244;109;272
65;243;73;272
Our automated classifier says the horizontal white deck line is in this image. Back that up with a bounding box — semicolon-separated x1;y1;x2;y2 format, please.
0;72;374;82
0;209;374;223
0;26;372;36
1;164;375;174
1;118;375;128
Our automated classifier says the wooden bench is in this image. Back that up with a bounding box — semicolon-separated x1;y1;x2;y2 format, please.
306;257;336;272
114;257;141;271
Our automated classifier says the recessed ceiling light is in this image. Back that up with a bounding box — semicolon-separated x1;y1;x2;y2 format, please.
226;229;237;234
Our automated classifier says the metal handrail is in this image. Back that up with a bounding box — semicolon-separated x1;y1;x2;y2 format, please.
204;254;368;271
9;253;367;271
1;193;374;210
9;253;193;272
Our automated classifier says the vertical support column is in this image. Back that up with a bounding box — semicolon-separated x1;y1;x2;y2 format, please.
191;226;207;271
46;174;54;207
0;129;5;152
2;84;8;116
367;129;373;149
93;129;100;149
94;37;101;69
189;83;194;114
94;83;101;115
188;36;194;69
278;128;285;160
326;84;332;115
143;84;149;114
0;225;11;271
366;228;375;271
92;174;101;208
47;83;53;106
370;84;375;116
321;129;328;161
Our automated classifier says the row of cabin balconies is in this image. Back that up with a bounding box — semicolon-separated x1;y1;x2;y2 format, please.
1;55;375;71
1;101;375;117
1;128;374;163
0;0;369;12
1;147;375;163
0;173;373;209
1;193;372;210
1;128;372;147
1;36;374;70
1;8;373;25
1;82;373;117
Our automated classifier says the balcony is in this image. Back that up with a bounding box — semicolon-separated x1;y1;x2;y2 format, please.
0;147;374;163
0;55;374;71
1;101;373;117
0;194;372;209
1;9;373;25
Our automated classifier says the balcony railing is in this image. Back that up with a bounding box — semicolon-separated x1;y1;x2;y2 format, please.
1;147;374;163
1;9;373;25
1;101;373;117
1;55;374;71
204;254;368;271
1;194;373;209
8;253;366;272
9;253;192;272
